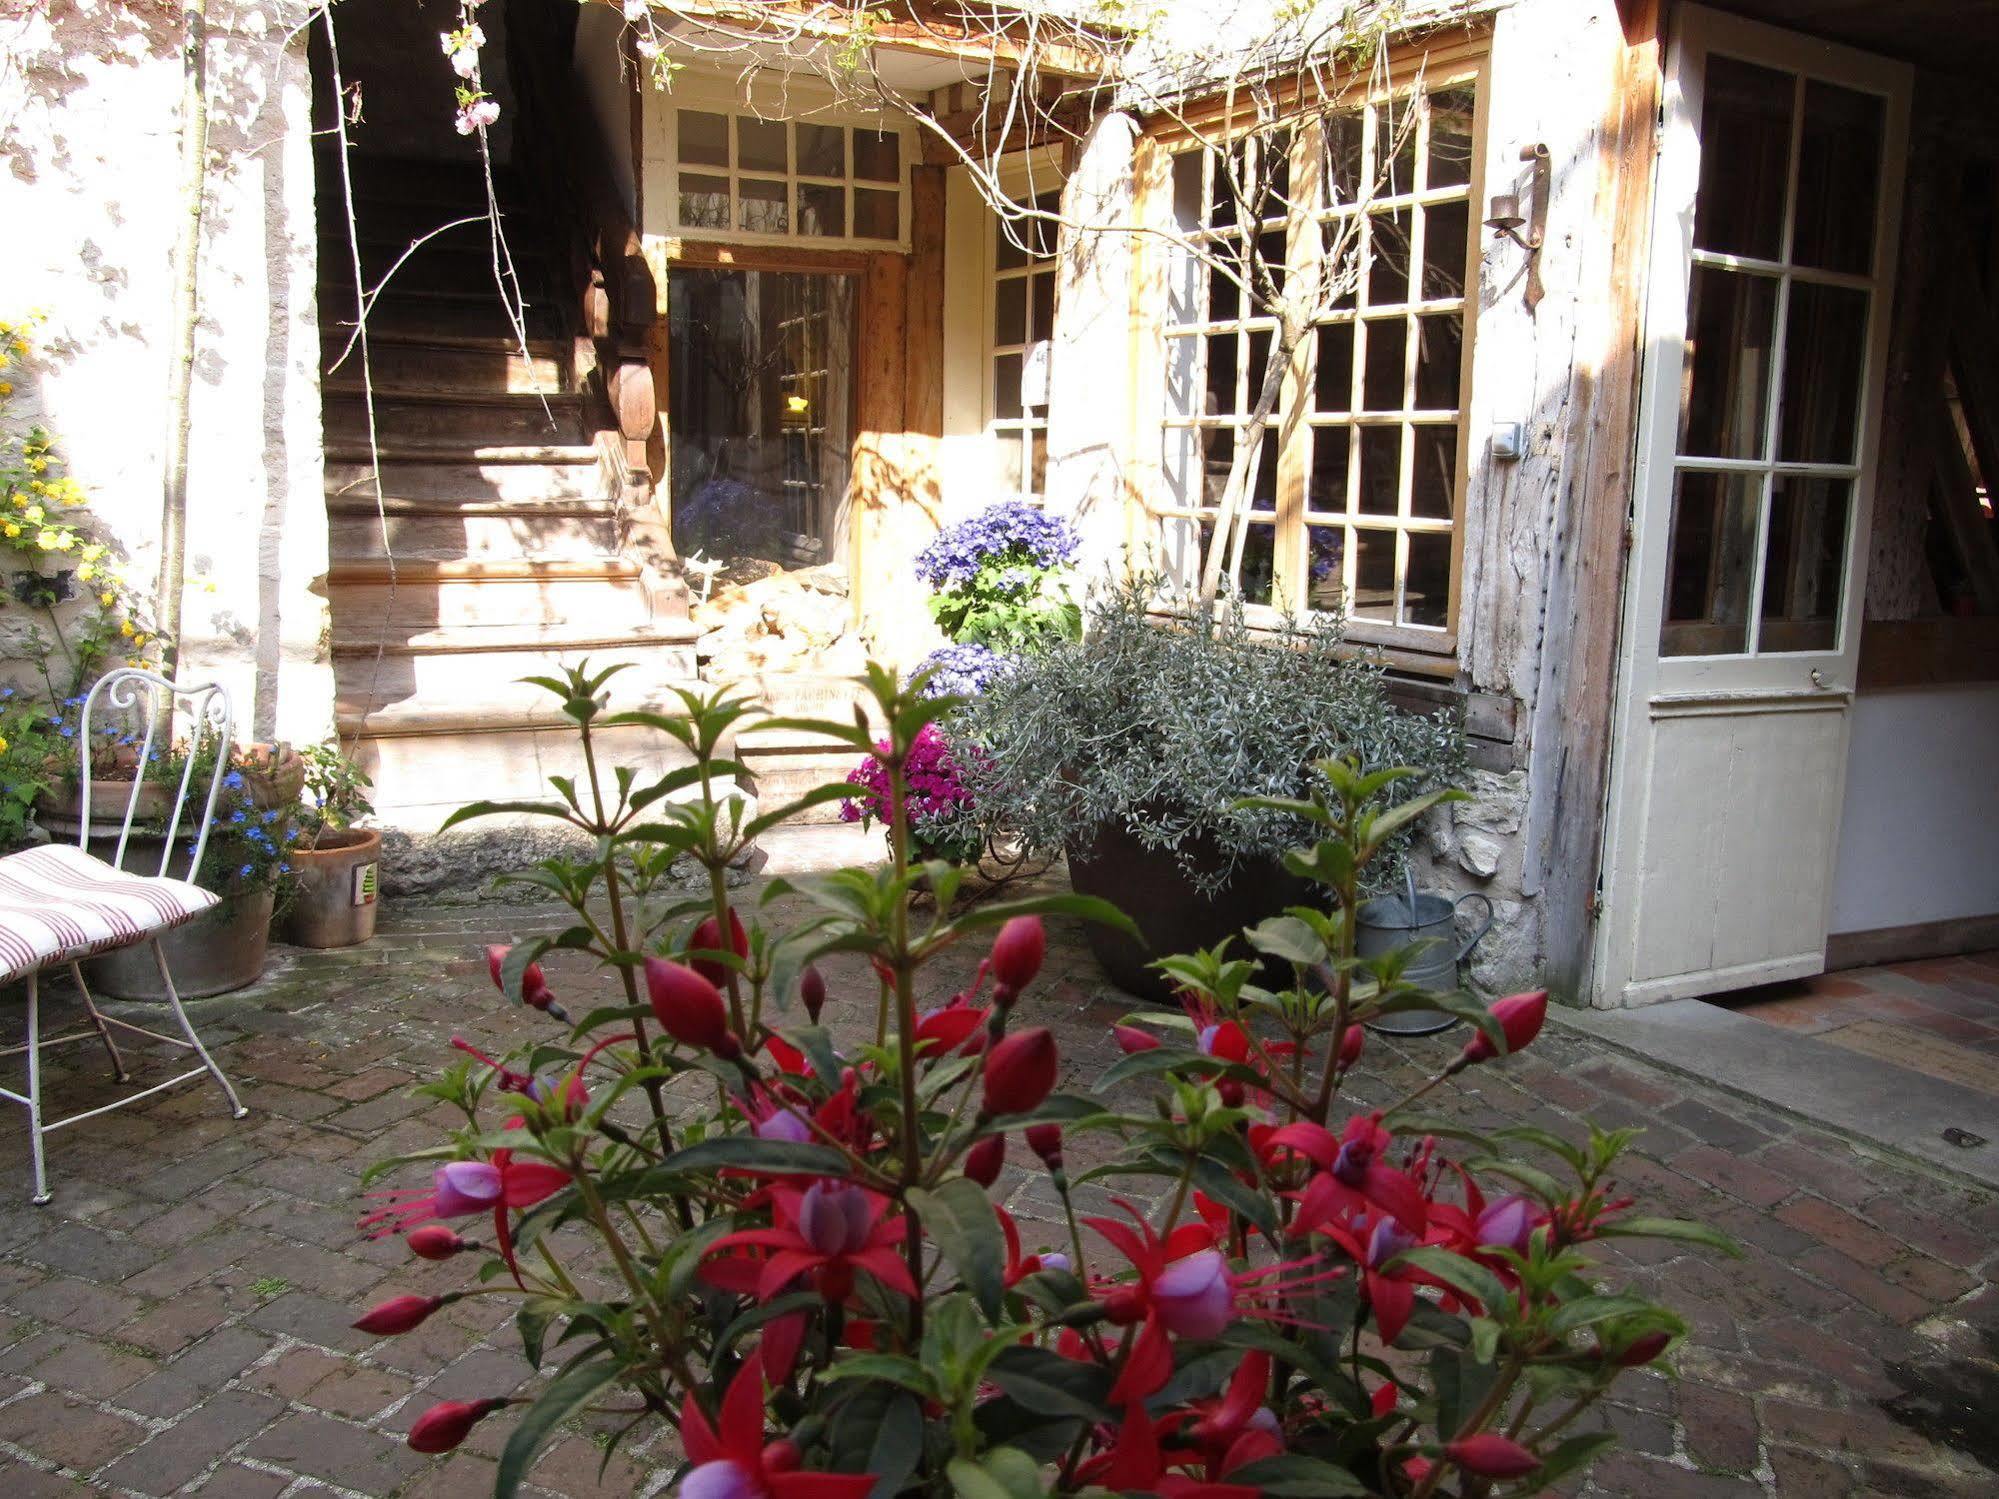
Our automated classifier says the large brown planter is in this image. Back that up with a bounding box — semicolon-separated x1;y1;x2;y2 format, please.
1065;820;1310;1004
83;885;275;999
281;827;381;948
36;778;175;844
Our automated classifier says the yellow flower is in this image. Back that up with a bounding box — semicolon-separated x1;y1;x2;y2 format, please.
119;619;135;638
3;523;17;538
22;504;42;524
35;529;57;550
0;736;10;753
130;632;147;648
76;563;94;581
98;591;114;607
0;382;12;397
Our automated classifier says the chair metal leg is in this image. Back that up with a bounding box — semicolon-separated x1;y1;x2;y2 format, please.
69;962;129;1083
149;939;247;1120
25;970;50;1206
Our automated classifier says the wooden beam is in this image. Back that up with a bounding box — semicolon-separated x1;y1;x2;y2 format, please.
905;165;946;438
851;251;911;628
1525;0;1662;1004
1857;616;1999;690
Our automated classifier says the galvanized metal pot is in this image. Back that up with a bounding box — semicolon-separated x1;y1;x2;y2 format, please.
83;886;275;1000
1359;873;1495;1036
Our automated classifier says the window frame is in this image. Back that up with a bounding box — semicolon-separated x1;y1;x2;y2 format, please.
982;187;1065;506
652;73;915;253
1142;47;1490;659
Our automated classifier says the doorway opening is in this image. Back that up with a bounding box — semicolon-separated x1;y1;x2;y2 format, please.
666;267;855;583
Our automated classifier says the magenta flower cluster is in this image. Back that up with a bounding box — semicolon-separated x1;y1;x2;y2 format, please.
840;723;973;829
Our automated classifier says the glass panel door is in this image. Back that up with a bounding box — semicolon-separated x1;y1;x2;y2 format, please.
1659;56;1887;658
666;268;854;575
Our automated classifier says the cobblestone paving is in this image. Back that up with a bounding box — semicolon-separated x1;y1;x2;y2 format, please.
0;893;1994;1497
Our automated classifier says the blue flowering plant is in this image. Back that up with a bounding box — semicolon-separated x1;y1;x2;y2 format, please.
913;641;1013;699
162;740;303;898
913;500;1082;654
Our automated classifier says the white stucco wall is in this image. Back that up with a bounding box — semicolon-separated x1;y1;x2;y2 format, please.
0;0;332;745
1831;684;1999;934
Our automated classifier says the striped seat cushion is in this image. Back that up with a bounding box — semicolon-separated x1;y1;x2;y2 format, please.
0;845;219;985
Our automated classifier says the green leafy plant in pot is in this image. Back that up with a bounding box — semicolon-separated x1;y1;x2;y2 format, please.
281;742;380;949
945;579;1467;1001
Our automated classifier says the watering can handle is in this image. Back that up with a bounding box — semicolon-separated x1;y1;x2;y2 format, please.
1453;893;1496;964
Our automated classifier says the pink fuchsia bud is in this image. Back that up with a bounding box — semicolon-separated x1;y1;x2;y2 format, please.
407;1397;506;1454
990;917;1045;991
1112;1024;1158;1054
688;909;749;987
354;1294;446;1336
1460;990;1549;1064
1151;1248;1234;1339
406;1225;471;1261
965;1134;1006;1187
1217;1079;1246;1108
1475;1194;1536;1255
1445;1432;1540;1479
431;1160;504;1218
800;965;827;1023
1337;1024;1365;1071
645;958;739;1058
1026;1123;1063;1169
982;1027;1058;1116
487;943;556;1010
796;1180;873;1256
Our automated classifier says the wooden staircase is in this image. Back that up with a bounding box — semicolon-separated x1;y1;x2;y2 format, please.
318;154;697;831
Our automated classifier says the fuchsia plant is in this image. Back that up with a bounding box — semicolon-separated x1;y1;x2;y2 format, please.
359;664;1734;1496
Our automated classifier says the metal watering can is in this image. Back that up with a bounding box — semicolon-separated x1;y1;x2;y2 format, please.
1357;868;1495;1036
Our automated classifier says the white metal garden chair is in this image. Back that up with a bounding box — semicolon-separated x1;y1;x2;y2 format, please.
0;668;247;1204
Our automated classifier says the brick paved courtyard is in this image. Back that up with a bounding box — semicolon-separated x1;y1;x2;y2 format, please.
0;890;1995;1497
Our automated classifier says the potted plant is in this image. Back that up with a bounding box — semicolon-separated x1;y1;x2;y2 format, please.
83;743;301;998
913;499;1082;655
949;579;1467;1001
840;722;983;866
279;742;380;948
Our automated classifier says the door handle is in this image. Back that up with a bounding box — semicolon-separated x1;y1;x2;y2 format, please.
1809;668;1826;688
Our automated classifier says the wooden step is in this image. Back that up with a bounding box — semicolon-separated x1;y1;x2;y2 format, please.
336;654;700;726
325;558;660;629
327;504;622;564
323;389;590;446
318;289;561;342
330;619;700;656
320;329;571;392
324;442;600;465
325;454;603;505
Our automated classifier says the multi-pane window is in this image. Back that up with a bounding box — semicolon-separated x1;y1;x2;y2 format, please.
672;108;905;245
988;192;1061;503
1158;82;1479;645
1659;56;1887;656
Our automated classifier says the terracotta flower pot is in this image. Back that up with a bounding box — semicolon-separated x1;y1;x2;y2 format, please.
36;777;175;844
281;826;381;948
239;743;307;810
83;885;274;999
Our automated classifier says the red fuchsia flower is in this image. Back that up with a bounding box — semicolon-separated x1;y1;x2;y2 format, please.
1299;1204;1433;1345
1112;1023;1160;1054
1183;1351;1283;1479
913;998;989;1058
1089;1201;1339;1401
982;1027;1058;1116
361;1155;569;1246
989;916;1045;992
406;1225;472;1261
703;1179;919;1304
1282;1114;1431;1238
964;1133;1005;1187
799;965;826;1023
1596;1328;1673;1367
680;1351;874;1499
689;909;750;988
1459;989;1549;1064
486;944;565;1020
353;1293;446;1336
646;958;741;1059
1026;1122;1063;1169
408;1397;506;1454
1074;1402;1263;1498
996;1204;1070;1286
1445;1432;1541;1480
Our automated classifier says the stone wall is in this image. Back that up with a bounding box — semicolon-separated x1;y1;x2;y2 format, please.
0;0;333;745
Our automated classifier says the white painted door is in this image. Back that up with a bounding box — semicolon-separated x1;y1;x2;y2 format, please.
1596;7;1910;1007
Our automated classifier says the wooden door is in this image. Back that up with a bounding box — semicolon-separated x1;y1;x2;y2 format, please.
1596;6;1909;1007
